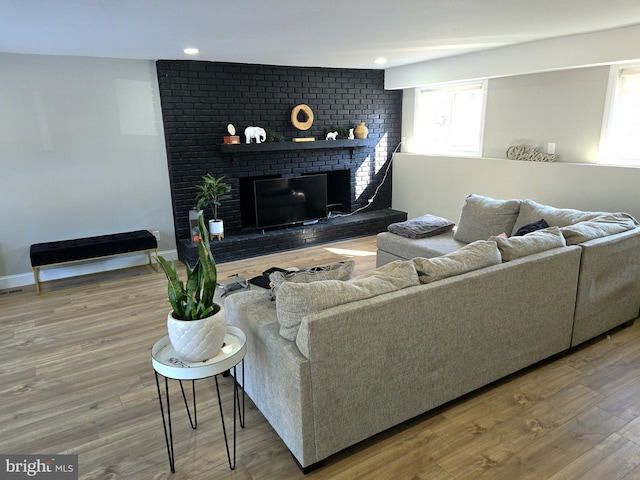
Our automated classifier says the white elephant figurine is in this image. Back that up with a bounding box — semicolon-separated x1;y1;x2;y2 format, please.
245;126;266;144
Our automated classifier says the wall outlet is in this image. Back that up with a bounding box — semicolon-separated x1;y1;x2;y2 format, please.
547;143;556;154
152;230;160;242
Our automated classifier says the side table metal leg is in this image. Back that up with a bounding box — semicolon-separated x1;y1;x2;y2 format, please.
214;374;237;470
234;361;245;428
154;372;176;473
179;380;197;429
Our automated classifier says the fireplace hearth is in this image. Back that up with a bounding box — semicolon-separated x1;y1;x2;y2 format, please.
177;208;407;266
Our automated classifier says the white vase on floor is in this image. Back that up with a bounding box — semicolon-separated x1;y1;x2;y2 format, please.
166;306;226;362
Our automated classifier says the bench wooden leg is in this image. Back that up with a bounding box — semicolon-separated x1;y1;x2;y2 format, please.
149;249;160;272
32;267;41;295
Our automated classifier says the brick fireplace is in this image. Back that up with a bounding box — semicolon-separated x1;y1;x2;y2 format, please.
156;60;403;262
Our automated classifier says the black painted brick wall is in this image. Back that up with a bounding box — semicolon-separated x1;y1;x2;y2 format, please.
156;60;402;244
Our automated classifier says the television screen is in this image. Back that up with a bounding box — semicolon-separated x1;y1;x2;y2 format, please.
254;174;327;228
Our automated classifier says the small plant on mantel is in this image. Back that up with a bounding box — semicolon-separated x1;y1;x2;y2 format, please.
156;216;220;320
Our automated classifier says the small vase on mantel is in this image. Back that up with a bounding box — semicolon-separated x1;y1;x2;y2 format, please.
354;122;369;139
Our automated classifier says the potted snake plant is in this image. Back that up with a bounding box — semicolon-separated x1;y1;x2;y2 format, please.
157;216;225;362
196;174;232;240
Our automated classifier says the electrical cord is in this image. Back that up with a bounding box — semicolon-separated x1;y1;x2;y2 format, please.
328;141;402;218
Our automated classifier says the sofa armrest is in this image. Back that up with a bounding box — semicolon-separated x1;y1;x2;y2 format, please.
572;227;640;346
223;291;318;467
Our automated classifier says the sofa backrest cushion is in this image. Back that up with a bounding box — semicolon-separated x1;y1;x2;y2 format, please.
511;199;604;235
490;226;566;262
412;240;501;284
269;260;355;299
275;260;420;341
560;213;640;245
453;194;521;244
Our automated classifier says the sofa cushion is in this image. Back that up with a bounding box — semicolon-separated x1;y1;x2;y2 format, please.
513;219;549;236
388;214;455;239
269;260;355;299
490;226;566;262
412;240;501;284
275;260;420;341
453;194;521;244
560;213;640;245
511;199;604;235
377;230;465;260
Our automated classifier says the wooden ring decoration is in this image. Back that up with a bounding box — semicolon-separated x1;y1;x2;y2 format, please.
291;104;314;131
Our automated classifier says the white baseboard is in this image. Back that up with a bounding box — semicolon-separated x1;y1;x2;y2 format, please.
0;249;177;291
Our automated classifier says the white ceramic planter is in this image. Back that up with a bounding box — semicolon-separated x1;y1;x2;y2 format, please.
166;306;226;362
209;219;224;239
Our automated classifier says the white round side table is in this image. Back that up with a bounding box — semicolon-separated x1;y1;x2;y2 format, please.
151;325;246;473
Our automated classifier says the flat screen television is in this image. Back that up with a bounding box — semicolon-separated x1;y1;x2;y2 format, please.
254;174;327;229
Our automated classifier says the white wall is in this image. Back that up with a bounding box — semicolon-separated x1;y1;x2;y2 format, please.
482;67;609;163
0;53;176;289
392;154;640;224
402;66;611;164
391;26;640;224
385;24;640;89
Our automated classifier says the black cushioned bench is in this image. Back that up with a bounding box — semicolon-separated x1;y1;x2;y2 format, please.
30;230;158;294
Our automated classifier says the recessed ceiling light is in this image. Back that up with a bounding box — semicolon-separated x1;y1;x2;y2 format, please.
184;48;200;55
374;57;387;65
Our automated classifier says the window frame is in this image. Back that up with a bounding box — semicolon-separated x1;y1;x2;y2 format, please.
412;79;487;157
599;63;640;166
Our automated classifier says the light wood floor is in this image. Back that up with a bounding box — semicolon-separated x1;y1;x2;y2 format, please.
2;235;640;479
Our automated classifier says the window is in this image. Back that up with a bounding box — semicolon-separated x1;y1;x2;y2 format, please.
599;64;640;166
413;80;486;156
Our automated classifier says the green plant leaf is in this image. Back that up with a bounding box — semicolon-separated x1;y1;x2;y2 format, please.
157;256;186;319
156;216;219;321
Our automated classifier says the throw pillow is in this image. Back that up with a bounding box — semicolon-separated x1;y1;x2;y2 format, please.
268;260;355;300
511;199;604;235
412;240;501;284
560;213;639;245
388;214;455;239
275;260;420;341
453;194;521;244
489;226;566;262
513;219;549;236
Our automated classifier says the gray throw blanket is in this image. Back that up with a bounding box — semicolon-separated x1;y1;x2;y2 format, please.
388;214;455;239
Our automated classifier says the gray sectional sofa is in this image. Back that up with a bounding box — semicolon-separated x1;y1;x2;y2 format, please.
378;194;640;347
224;194;640;471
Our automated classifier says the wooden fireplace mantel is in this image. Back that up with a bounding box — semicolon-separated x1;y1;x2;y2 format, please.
219;139;374;157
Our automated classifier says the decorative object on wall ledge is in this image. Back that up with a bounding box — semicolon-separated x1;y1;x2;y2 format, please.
348;128;355;139
291;104;314;130
506;145;557;162
292;103;315;142
354;122;369;139
325;125;349;139
326;131;338;140
266;128;284;142
223;124;240;144
244;126;266;144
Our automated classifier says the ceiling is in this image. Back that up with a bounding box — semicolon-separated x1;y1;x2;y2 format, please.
2;0;640;69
